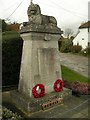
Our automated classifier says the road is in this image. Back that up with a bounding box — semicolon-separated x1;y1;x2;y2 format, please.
59;53;88;78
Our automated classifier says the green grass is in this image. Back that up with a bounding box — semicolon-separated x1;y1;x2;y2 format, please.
61;65;90;84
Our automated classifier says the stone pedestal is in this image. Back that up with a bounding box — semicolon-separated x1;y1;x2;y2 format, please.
18;25;63;98
11;88;72;115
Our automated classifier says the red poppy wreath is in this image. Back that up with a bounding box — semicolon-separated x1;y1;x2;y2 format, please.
32;84;45;98
54;79;64;92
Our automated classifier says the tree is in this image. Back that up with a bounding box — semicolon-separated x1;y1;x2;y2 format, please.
0;19;1;30
2;19;20;32
2;19;11;32
2;20;7;32
60;37;73;53
8;22;20;32
64;28;73;38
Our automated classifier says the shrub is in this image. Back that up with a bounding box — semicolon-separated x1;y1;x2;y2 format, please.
2;31;23;86
2;20;12;32
71;45;82;53
2;106;22;120
80;47;90;56
64;80;90;95
71;82;89;95
60;38;73;53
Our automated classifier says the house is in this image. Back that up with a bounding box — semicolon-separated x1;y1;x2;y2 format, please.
73;21;90;49
8;23;20;32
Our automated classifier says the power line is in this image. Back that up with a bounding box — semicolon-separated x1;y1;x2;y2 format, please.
58;0;88;17
49;0;88;19
6;0;25;20
36;0;88;20
5;0;88;23
4;0;19;11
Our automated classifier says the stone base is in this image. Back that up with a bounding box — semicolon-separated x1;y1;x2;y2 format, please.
10;88;72;116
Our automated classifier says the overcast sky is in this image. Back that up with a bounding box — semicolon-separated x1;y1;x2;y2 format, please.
0;0;90;32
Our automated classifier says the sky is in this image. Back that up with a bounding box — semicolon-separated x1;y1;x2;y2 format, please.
0;0;90;33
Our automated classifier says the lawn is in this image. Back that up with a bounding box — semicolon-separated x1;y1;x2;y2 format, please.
61;65;90;84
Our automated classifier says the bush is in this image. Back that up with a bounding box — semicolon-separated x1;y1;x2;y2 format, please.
80;47;90;56
2;106;22;120
60;38;73;53
71;45;82;53
2;20;12;32
71;82;89;95
2;31;23;86
64;80;90;95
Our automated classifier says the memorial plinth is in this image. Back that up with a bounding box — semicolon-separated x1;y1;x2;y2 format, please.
11;2;72;115
19;24;63;97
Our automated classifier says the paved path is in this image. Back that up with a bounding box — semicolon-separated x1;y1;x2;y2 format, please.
2;91;89;119
28;95;89;118
59;53;88;78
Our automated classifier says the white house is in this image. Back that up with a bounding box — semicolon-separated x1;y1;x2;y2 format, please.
73;21;90;49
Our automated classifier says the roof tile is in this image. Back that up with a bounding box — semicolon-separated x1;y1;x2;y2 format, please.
79;21;90;29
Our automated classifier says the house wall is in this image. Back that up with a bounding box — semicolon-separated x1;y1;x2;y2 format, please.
73;28;88;49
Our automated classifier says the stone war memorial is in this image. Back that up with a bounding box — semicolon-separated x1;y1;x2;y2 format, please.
11;1;72;116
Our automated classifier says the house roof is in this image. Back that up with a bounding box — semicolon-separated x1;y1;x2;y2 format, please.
8;23;20;31
79;21;90;29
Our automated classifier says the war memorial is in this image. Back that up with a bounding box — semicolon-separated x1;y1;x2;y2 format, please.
11;1;72;116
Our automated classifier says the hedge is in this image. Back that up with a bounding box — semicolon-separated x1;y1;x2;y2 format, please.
71;45;82;53
2;31;23;86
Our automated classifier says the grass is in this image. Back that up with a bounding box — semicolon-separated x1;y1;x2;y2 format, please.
61;65;90;84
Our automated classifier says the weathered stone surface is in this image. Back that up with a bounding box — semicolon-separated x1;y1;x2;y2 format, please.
27;2;57;26
18;32;62;97
11;88;72;115
20;2;63;34
11;2;72;115
20;24;63;34
18;2;64;98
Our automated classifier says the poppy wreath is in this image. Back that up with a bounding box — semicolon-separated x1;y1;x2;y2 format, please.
54;79;64;92
32;84;45;98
